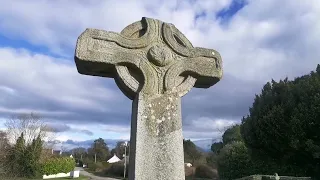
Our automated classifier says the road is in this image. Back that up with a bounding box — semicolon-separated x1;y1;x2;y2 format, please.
75;167;119;180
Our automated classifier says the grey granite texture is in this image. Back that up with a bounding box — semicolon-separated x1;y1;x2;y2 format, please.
74;17;223;180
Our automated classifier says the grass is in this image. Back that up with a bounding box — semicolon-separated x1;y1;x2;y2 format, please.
85;168;124;179
1;175;90;180
44;175;89;180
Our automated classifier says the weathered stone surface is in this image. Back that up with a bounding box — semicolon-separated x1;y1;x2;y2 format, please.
235;175;312;180
74;17;223;180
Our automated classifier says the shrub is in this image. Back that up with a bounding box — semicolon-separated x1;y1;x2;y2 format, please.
206;152;218;169
87;162;97;172
41;157;75;175
102;161;111;169
94;162;105;172
195;164;218;179
78;160;84;167
106;162;128;177
217;141;254;180
82;157;93;168
4;134;44;178
240;65;320;178
185;166;195;177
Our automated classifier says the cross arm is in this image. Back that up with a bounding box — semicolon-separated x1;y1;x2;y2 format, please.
187;50;223;88
162;22;223;96
74;28;146;78
164;49;223;97
74;28;152;100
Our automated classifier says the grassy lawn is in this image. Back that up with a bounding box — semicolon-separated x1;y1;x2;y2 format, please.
85;169;123;179
43;175;89;180
2;175;90;180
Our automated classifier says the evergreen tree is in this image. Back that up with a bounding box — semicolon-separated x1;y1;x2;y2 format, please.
25;135;43;177
8;133;27;177
222;125;242;145
183;139;202;165
5;133;44;178
88;138;110;162
241;65;320;178
211;142;223;154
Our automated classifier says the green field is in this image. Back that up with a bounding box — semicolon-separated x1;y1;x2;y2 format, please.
0;175;89;180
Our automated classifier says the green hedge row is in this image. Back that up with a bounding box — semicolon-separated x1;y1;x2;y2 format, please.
217;141;254;180
41;157;76;175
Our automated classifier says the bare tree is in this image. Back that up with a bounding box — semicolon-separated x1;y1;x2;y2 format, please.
0;113;60;178
60;144;68;155
216;122;237;134
0;130;10;164
0;130;15;178
4;112;56;146
0;131;9;149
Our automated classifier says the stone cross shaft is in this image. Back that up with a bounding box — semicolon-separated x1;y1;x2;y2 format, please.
74;17;223;180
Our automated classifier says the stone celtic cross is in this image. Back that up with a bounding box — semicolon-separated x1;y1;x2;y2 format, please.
74;17;223;180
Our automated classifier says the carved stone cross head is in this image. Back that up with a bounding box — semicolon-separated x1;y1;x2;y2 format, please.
74;17;223;180
75;17;222;100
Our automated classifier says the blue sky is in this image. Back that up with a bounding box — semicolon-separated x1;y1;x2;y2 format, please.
216;0;247;22
0;0;319;150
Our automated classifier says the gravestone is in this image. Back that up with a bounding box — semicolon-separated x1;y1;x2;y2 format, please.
74;17;223;180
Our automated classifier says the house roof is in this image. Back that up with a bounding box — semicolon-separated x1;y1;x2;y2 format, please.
107;154;121;163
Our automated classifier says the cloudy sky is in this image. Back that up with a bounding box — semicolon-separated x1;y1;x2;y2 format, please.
0;0;319;148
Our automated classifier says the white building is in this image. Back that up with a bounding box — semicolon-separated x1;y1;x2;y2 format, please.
107;154;121;163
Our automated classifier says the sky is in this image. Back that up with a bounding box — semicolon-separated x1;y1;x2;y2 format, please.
0;0;319;149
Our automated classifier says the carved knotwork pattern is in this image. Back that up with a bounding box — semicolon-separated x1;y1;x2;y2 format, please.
75;17;223;100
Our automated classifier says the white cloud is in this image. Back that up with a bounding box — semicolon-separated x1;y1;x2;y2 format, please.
1;0;318;81
118;134;130;141
0;47;119;113
0;107;72;116
0;1;235;56
183;116;237;140
0;86;16;95
188;117;236;131
102;124;131;134
0;0;320;141
55;134;85;142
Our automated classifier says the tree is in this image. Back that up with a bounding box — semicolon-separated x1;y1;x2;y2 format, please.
241;65;320;178
183;139;202;165
210;142;223;154
207;125;243;170
4;112;56;145
0;131;10;159
14;133;26;162
0;130;9;148
222;124;242;145
72;147;88;166
88;138;110;163
24;135;43;177
3;132;45;178
72;147;87;159
111;141;130;159
4;133;26;177
217;141;255;180
206;152;219;169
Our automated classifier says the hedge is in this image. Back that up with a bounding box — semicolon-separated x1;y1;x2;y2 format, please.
41;157;75;175
217;141;255;180
195;164;218;179
106;162;128;177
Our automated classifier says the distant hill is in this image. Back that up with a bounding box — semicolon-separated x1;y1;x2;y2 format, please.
46;139;124;151
195;145;207;152
193;139;215;152
48;138;215;153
